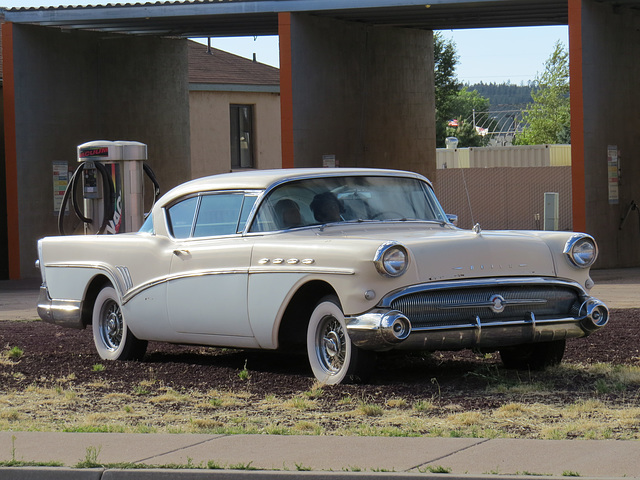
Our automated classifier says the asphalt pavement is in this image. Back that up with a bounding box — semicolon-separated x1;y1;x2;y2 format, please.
1;268;639;480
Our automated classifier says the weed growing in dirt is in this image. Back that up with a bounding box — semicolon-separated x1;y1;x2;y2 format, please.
420;465;452;473
238;360;250;380
75;445;102;468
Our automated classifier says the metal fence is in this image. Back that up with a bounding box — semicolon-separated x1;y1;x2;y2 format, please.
434;166;573;231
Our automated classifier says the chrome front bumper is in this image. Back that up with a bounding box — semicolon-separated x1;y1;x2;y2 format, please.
37;286;84;329
346;278;609;352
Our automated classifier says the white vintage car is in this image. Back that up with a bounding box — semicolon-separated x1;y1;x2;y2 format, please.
37;168;609;384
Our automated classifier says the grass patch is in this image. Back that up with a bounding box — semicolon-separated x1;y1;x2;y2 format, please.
2;357;640;440
5;346;24;360
286;396;316;411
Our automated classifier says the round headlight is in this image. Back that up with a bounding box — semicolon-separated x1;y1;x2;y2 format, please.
374;242;408;277
564;235;598;268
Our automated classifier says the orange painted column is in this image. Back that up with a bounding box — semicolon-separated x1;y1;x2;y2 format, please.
2;22;20;279
278;12;295;169
568;0;586;232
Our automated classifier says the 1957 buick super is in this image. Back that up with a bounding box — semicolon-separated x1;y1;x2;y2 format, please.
37;168;609;384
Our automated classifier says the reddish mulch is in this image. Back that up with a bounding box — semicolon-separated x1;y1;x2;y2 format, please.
1;309;639;408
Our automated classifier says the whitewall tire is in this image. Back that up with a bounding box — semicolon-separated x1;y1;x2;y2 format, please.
92;286;147;361
306;295;373;385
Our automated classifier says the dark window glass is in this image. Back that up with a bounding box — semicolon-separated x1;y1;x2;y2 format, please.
230;105;254;169
193;193;245;237
167;197;198;239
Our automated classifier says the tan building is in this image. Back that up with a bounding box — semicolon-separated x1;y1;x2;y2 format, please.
187;41;282;178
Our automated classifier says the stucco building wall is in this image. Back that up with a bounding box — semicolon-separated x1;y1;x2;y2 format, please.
189;90;282;178
287;14;435;180
579;1;640;267
7;25;190;278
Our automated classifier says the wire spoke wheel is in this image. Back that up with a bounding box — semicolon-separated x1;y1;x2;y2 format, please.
306;295;374;384
92;286;147;361
317;315;347;374
99;299;123;351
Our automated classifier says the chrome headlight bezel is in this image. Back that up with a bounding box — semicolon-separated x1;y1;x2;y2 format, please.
374;242;409;277
564;234;598;269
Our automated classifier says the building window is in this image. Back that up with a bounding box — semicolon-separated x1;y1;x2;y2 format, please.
230;105;254;169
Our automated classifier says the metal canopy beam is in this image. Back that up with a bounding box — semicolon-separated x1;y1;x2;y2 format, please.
2;0;572;37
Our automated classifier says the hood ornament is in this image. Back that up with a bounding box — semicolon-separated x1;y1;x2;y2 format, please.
472;223;482;235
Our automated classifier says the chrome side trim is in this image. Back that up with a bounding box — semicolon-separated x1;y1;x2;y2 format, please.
44;262;126;297
379;277;587;308
121;268;249;304
248;266;355;275
122;266;352;305
116;265;134;291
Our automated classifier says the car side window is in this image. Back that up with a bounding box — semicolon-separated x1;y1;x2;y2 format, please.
167;197;198;239
237;195;258;233
193;193;245;237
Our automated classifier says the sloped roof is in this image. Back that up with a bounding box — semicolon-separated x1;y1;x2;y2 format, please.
187;40;279;86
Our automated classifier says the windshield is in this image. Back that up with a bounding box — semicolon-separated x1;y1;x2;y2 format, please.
250;175;447;232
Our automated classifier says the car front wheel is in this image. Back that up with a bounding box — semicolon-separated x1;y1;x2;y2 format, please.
499;339;566;370
306;295;373;384
92;286;147;361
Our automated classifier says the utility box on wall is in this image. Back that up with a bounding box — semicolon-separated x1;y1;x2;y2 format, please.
544;192;559;231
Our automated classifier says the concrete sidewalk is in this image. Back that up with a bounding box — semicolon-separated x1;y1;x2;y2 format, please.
1;432;640;479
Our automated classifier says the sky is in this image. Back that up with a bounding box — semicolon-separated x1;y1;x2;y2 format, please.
1;1;569;85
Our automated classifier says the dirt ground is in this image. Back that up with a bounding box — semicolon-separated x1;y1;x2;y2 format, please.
1;309;639;437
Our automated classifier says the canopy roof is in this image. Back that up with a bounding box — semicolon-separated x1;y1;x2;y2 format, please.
2;0;575;37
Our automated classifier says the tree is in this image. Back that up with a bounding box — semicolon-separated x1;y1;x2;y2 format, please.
445;88;492;147
434;32;461;147
434;33;490;148
514;41;570;145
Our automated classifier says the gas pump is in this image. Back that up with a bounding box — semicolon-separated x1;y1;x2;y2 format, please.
58;140;160;235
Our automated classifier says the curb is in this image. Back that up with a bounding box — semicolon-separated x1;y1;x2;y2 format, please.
0;469;635;480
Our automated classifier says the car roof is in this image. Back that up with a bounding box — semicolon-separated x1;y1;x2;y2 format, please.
162;168;431;203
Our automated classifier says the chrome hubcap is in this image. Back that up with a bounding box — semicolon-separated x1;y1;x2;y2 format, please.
323;331;341;357
101;300;123;351
318;316;346;374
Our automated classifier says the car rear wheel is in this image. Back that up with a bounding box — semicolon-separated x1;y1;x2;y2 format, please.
92;286;147;361
499;339;566;370
306;295;373;384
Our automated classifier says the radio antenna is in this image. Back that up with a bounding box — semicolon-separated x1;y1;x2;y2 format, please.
461;169;475;227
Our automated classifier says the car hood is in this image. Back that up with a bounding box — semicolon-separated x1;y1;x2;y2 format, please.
313;223;557;281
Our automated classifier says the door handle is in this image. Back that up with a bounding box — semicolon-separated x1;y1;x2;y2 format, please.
173;249;190;256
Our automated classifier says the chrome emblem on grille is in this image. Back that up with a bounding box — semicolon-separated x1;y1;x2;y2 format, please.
489;294;506;313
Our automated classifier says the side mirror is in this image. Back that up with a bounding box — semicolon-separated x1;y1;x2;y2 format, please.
446;214;458;227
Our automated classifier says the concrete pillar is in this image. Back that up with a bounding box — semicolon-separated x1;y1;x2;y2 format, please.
283;14;436;181
572;0;640;267
4;24;191;278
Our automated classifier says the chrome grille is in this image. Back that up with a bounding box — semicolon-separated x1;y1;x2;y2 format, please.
390;285;579;328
